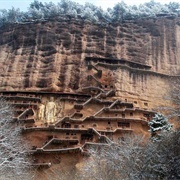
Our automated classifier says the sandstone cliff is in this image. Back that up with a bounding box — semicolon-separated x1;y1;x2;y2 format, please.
0;16;180;179
0;17;180;108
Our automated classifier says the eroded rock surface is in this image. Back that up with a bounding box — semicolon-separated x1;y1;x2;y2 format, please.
0;18;179;109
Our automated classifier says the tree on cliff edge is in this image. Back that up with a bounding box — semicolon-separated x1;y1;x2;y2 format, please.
0;98;32;179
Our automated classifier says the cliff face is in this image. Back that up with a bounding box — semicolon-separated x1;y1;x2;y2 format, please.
0;17;179;178
0;17;180;108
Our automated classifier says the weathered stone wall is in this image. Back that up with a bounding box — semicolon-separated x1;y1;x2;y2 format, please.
114;67;171;108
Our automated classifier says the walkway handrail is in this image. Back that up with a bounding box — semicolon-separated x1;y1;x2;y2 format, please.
89;75;101;85
93;107;106;116
109;99;119;109
42;138;54;149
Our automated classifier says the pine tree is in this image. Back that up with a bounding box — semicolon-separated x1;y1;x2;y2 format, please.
148;113;172;138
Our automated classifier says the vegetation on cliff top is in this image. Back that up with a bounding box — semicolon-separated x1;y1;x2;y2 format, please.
0;0;180;27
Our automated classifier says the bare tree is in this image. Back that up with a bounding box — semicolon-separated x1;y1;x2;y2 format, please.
146;130;180;180
79;131;180;180
79;136;146;180
0;98;33;179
